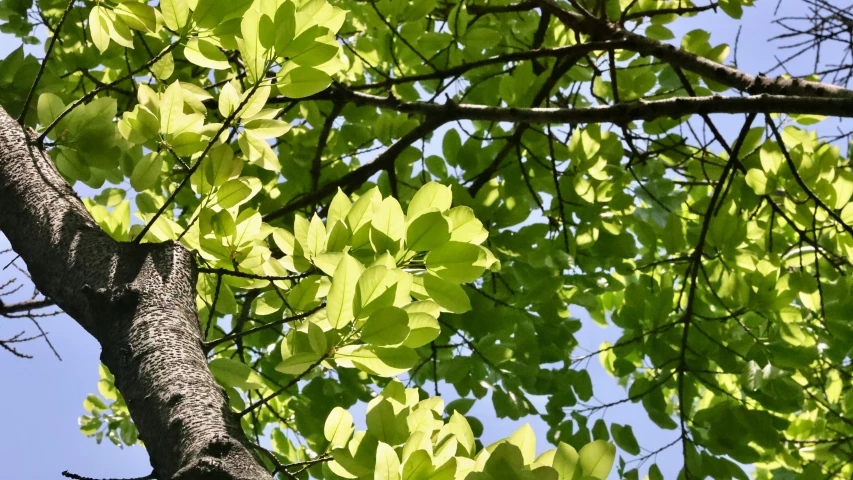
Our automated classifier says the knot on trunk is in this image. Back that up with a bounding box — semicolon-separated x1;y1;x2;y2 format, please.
173;436;268;480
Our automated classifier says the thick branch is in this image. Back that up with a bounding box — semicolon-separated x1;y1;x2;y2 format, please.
537;0;853;98
0;298;55;315
465;1;538;14
0;107;272;480
622;3;718;21
277;89;853;126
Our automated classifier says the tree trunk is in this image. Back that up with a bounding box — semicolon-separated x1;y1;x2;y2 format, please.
0;107;273;480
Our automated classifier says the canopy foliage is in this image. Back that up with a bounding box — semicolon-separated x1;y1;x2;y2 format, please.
2;0;853;478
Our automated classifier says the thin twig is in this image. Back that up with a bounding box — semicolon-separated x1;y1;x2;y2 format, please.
18;0;77;124
39;43;179;143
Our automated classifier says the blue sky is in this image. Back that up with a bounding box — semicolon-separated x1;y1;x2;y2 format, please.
1;1;849;479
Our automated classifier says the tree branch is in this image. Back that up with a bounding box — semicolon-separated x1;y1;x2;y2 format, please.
349;41;626;91
273;89;853;125
537;0;853;98
0;107;273;479
204;304;324;352
39;43;179;144
622;3;718;21
18;0;76;124
312;103;344;193
263;117;445;222
0;298;54;315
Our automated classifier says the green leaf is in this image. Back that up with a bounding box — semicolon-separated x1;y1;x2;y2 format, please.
375;441;402;480
218;82;240;118
422;274;471;313
745;168;775;196
327;220;352;252
361;306;410;346
355;266;399;319
290;37;339;67
276;351;322;375
645;25;674;40
442;131;462;168
307;321;327;354
327;254;364;329
185;38;230;70
335;345;418;377
150;52;175;80
161;0;190;31
238;131;281;171
406;212;450;252
94;188;126;208
114;3;157;32
425;242;489;283
193;0;252;28
373;196;406;240
273;1;297;54
324;407;355;448
107;16;134;50
287;275;325;310
507;424;537;465
109;20;136;51
465;28;499;51
328;188;352;228
89;6;111;54
401;312;440;348
648;464;663;480
241;9;268;82
243;118;292;138
37;93;64;127
553;442;582;480
484;443;524;476
253;290;283;315
577;441;615;480
447;412;476;456
742;360;765;391
402;449;434;480
347;186;381;233
306;213;327;257
718;0;743;19
610;424;640;455
84;394;108;412
160;82;184;135
424;155;448;179
216;177;261;209
313;252;344;276
408;182;452;219
203;144;241;188
130;152;163;191
446;206;488;244
209;357;264;390
278;67;332;98
662;213;684;254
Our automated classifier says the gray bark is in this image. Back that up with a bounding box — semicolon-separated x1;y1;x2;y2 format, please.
0;107;273;480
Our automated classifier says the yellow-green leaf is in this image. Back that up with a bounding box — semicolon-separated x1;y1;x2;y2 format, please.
209;357;264;390
161;0;190;31
185;38;230;70
278;67;332;98
327;254;364;329
130;152;163;191
324;407;355;448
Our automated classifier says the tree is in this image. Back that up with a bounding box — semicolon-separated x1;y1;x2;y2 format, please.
2;0;853;478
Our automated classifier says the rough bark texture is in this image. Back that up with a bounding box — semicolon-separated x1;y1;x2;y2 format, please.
0;107;273;480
